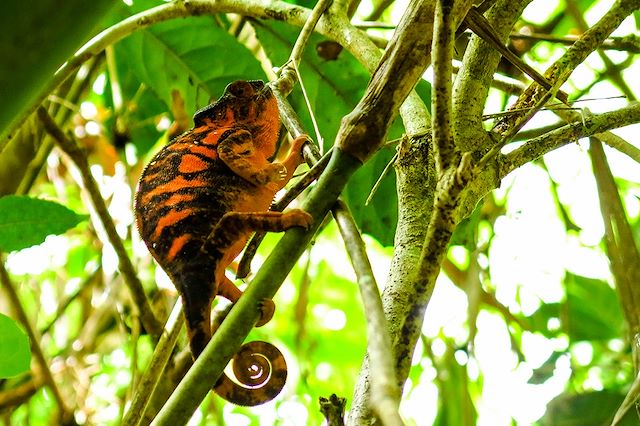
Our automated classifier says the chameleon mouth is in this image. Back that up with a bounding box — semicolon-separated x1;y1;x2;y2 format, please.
254;81;273;100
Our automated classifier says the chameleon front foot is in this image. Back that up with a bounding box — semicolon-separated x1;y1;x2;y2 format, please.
218;278;274;327
256;298;275;327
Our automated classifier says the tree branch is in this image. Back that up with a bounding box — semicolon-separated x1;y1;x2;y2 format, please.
273;68;404;424
122;300;184;426
493;0;640;136
333;200;402;426
37;106;162;335
336;0;436;162
452;0;532;153
500;103;640;177
432;0;456;173
288;0;332;65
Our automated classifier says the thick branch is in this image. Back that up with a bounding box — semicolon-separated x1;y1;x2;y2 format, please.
452;0;532;152
431;0;456;172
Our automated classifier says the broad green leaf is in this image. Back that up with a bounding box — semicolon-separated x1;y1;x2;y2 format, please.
0;313;31;378
0;196;87;252
0;0;118;140
541;391;638;426
113;9;265;127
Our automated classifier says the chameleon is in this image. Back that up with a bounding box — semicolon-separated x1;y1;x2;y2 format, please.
135;80;312;406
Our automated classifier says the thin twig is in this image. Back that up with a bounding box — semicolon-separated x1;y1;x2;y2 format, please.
365;150;398;206
0;259;72;422
333;200;403;426
509;32;640;53
465;8;569;103
36;106;162;335
122;299;184;426
500;103;640;177
288;0;333;65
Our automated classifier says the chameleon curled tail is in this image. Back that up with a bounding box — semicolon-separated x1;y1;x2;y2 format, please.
214;341;287;406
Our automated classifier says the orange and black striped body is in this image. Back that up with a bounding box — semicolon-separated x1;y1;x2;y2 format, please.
135;80;311;406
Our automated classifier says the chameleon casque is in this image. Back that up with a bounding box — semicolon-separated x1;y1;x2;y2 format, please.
135;80;312;406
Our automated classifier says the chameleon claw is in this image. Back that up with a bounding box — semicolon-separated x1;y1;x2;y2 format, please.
291;134;311;152
282;209;313;231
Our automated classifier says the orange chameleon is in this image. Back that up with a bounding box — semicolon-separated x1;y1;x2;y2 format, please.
135;80;312;405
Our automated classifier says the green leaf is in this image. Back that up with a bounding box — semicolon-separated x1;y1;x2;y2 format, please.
0;313;31;378
564;273;624;341
0;0;118;139
541;391;638;426
0;196;87;252
528;273;624;341
114;8;265;122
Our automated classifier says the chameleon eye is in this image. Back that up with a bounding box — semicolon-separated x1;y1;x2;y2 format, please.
227;81;254;98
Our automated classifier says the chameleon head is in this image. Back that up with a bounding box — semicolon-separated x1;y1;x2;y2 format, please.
193;80;280;155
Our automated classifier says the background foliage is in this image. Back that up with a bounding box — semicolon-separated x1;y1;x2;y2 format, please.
0;0;639;425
